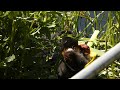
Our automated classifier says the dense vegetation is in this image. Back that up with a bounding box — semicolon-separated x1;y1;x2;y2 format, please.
0;11;120;79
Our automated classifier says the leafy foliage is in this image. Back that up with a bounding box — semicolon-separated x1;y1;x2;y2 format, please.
0;11;120;79
0;11;79;79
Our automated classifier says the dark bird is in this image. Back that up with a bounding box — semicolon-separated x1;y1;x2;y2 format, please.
57;37;90;79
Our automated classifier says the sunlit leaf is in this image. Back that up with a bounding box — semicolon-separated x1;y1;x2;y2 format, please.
5;54;15;62
87;30;100;47
47;24;56;28
90;48;105;56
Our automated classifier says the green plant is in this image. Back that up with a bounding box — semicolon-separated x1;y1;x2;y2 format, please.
0;11;120;79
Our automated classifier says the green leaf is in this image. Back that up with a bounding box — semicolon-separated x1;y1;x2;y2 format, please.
3;11;11;17
0;61;7;67
5;54;15;62
78;38;90;45
90;48;105;56
47;24;56;28
87;30;100;47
